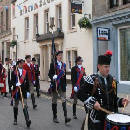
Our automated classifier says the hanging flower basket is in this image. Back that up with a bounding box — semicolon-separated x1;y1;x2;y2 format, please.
78;17;92;29
10;40;17;47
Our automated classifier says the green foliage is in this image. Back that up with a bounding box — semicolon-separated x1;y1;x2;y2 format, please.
10;40;17;47
78;17;92;29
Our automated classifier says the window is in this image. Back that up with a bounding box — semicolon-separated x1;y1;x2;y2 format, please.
33;14;38;37
25;17;29;40
44;10;49;33
110;0;118;8
71;13;76;28
56;4;62;30
123;0;130;4
1;12;3;33
66;50;77;71
6;9;9;30
120;28;130;81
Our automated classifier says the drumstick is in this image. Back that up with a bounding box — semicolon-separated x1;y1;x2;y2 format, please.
122;95;128;113
100;107;113;114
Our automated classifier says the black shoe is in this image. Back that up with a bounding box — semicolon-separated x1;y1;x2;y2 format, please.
13;119;17;125
65;117;71;123
53;118;59;123
33;104;37;109
26;120;31;127
73;115;77;119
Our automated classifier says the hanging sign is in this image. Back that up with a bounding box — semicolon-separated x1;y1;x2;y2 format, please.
97;27;110;41
71;0;82;14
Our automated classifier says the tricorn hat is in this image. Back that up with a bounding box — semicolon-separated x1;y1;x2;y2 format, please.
32;57;36;61
75;56;83;63
25;55;31;59
56;51;63;56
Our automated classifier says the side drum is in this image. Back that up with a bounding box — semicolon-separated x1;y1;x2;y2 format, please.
104;113;130;130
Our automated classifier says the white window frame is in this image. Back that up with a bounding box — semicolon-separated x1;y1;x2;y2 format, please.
44;9;49;33
66;49;78;72
70;13;76;29
56;4;62;30
25;17;29;40
118;25;130;85
33;13;38;38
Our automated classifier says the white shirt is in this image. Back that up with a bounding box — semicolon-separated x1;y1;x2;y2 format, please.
18;68;22;76
77;65;82;71
27;63;30;67
57;60;62;69
98;71;108;85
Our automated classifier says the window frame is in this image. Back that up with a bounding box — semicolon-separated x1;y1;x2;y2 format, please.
44;9;49;34
33;13;38;38
56;4;62;30
118;25;130;84
66;49;78;72
25;17;29;41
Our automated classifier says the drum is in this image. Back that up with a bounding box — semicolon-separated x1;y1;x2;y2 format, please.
105;113;130;130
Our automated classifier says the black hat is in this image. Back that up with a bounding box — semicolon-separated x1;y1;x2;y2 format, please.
98;55;111;65
32;57;36;61
16;59;23;66
56;51;63;56
5;58;9;61
25;55;31;59
76;56;83;63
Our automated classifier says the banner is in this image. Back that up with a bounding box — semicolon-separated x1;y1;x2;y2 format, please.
71;0;82;14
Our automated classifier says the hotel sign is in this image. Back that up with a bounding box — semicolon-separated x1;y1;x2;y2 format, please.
71;0;82;14
97;27;110;41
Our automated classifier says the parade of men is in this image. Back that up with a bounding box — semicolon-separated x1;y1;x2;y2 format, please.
48;51;71;124
23;55;37;109
11;59;31;127
0;0;130;129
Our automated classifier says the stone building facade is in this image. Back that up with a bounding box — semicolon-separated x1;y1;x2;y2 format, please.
92;0;130;91
0;0;11;63
11;0;93;81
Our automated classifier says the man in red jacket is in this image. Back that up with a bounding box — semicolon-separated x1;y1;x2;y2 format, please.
23;55;37;109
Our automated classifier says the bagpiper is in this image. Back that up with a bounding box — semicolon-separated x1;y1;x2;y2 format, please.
23;55;37;109
32;57;40;98
11;59;31;127
71;56;86;119
48;51;71;124
77;50;129;130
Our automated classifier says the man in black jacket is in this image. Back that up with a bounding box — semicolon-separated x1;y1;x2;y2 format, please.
71;56;86;119
48;51;71;124
77;51;129;130
11;59;31;127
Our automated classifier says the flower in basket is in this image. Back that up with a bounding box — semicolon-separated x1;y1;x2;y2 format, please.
78;17;92;29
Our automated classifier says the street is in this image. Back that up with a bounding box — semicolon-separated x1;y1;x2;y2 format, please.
0;94;86;130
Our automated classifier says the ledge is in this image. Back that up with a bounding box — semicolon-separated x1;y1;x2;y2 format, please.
36;30;64;42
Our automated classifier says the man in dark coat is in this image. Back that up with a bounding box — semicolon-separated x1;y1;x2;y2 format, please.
32;57;40;98
11;59;31;127
48;51;71;124
71;56;86;119
77;50;129;130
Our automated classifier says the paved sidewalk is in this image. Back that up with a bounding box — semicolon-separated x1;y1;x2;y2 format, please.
40;81;130;113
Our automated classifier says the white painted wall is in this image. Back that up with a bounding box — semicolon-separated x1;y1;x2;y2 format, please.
11;0;93;77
